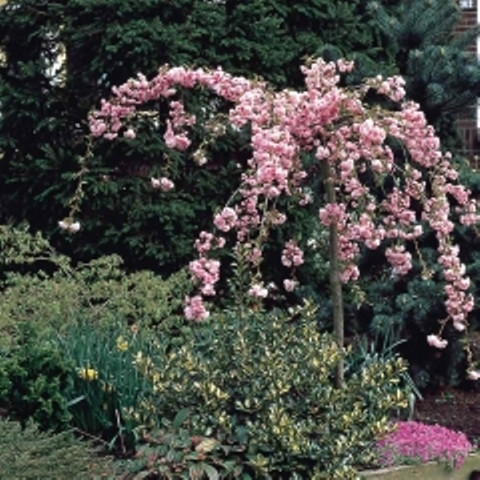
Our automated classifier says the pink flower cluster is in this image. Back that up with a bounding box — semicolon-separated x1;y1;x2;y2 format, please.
214;207;238;232
376;421;473;468
248;282;268;298
280;240;304;292
194;231;225;255
366;74;406;102
184;295;209;321
89;57;478;353
184;231;226;320
281;239;304;268
89;67;254;141
319;203;346;227
438;242;473;330
189;257;220;296
151;176;174;191
385;245;412;276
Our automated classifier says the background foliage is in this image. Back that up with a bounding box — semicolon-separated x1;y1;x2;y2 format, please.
0;0;432;271
1;0;479;390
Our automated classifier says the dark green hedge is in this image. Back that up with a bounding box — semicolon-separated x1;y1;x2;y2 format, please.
0;0;393;271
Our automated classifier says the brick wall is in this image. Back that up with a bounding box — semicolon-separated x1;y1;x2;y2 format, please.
455;0;480;157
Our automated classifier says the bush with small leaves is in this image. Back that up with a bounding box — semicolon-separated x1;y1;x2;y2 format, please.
130;305;410;479
0;418;112;480
0;323;73;432
0;225;193;344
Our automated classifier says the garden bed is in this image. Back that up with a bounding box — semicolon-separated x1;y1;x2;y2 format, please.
361;451;480;479
414;387;480;445
361;386;480;480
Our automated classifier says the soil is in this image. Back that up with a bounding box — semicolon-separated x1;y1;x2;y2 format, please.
413;386;480;445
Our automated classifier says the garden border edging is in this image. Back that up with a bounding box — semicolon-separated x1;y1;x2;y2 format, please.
360;451;480;479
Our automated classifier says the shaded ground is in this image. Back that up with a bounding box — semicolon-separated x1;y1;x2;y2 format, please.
414;387;480;445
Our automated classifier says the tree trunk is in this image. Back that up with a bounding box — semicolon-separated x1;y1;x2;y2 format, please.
322;161;345;388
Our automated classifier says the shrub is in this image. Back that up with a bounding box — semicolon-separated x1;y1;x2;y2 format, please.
0;226;193;343
0;323;73;432
0;418;112;480
130;306;410;479
0;226;193;440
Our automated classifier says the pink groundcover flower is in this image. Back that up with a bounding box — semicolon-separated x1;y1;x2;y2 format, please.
376;420;473;469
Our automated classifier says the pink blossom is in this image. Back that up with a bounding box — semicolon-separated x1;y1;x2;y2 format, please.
248;283;268;298
453;321;466;332
246;247;262;265
194;231;225;255
374;75;406;102
184;295;209;321
151;177;174;191
336;58;354;73
319;203;347;227
163;119;191;150
194;231;215;255
358;119;386;146
269;210;287;225
214;207;238;232
283;279;297;292
281;240;304;268
340;264;359;283
385;245;412;276
427;334;448;349
189;257;220;296
90;120;107;137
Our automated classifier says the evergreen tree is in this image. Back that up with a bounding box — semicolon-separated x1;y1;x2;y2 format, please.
0;0;393;270
220;0;395;87
373;0;480;146
0;0;478;270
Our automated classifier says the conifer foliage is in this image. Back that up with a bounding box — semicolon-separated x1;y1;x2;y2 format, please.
372;0;480;143
0;0;393;269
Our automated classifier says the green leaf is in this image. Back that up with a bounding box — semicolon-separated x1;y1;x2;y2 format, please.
172;407;190;429
203;464;220;480
189;464;204;478
67;395;85;407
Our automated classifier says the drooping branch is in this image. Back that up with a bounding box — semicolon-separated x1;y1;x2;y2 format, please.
82;57;480;379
